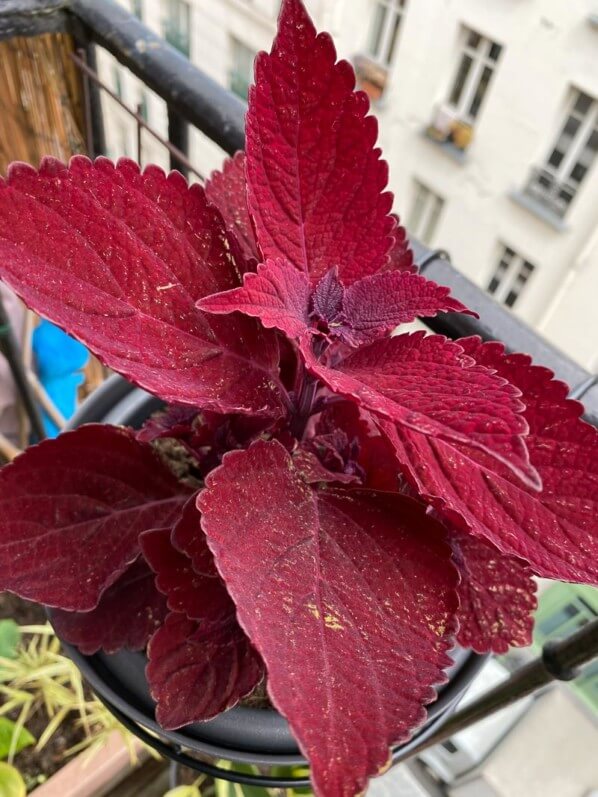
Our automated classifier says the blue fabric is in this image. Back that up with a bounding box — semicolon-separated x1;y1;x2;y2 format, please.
32;321;89;437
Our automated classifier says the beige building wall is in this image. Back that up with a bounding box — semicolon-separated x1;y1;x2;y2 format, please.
449;687;598;797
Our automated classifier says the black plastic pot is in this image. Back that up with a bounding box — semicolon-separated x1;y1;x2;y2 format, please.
58;375;487;788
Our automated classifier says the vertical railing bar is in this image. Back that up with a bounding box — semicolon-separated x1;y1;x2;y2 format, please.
167;106;190;178
0;295;46;442
77;47;95;157
136;102;143;166
69;50;204;180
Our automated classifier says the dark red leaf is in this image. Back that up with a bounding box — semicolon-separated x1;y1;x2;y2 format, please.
0;425;190;611
317;403;401;492
386;337;598;584
50;557;168;655
146;611;264;730
291;446;361;485
0;157;284;415
307;332;539;489
205;152;260;266
199;439;458;797
136;406;199;444
340;271;476;346
451;532;537;654
198;258;311;341
312;268;344;324
246;0;395;285
141;499;232;623
385;219;416;274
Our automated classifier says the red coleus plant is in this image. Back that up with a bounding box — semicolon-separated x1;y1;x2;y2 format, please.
0;1;596;795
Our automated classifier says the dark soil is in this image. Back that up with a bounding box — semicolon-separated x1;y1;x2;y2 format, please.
240;679;273;710
0;591;88;792
153;437;202;488
0;591;45;626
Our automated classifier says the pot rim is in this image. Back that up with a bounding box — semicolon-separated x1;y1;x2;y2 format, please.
59;375;487;766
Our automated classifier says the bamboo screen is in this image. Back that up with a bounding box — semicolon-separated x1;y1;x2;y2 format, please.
0;32;86;172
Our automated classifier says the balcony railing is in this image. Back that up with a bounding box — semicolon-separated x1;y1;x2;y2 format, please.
1;0;598;787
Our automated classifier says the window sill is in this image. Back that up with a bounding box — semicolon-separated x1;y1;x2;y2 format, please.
509;190;569;232
353;54;388;104
421;128;468;164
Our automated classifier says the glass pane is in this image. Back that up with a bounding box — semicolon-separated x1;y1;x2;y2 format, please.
489;42;502;62
408;183;428;236
587;128;598;153
369;4;388;59
468;64;493;119
487;277;500;295
163;0;190;56
569;162;588;185
422;196;444;244
449;54;473;107
384;9;403;65
548;148;564;169
504;290;518;308
563;115;581;138
573;92;592;116
112;65;122;100
442;741;459;754
466;30;481;49
231;40;256;100
539;603;580;636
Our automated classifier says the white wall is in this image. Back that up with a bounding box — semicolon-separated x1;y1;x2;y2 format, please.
450;688;598;797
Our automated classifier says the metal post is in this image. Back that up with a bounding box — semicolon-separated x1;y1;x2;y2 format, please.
167;106;189;177
82;43;106;157
0;295;45;442
393;617;598;764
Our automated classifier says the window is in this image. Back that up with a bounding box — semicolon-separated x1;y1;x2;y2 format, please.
161;0;191;57
131;0;143;18
368;0;406;67
229;38;256;101
441;740;459;754
487;246;535;309
137;90;149;123
407;181;444;245
538;598;597;638
447;28;502;123
525;89;598;218
111;64;123;101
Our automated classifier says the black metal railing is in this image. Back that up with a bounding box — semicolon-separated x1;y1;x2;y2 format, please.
1;0;598;786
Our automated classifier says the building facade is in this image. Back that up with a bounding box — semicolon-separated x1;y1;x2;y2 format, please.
101;0;598;369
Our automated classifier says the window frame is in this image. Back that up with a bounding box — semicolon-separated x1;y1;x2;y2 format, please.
407;179;445;245
229;37;256;101
367;0;407;68
486;245;536;309
527;89;598;217
447;28;502;124
161;0;191;58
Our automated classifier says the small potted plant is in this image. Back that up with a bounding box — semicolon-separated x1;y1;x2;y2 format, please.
0;1;596;795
